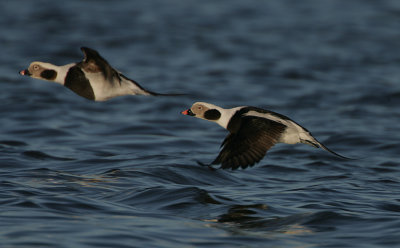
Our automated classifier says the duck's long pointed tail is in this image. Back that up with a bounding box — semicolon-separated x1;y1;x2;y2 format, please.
121;74;187;97
317;141;355;160
301;135;356;160
147;91;187;96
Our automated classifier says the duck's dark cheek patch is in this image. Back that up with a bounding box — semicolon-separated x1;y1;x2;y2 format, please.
204;109;221;120
40;70;57;80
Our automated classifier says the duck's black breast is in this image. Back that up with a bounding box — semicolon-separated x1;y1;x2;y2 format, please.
64;66;95;101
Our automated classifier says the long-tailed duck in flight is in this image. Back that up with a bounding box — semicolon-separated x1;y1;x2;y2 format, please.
20;47;182;101
182;102;352;170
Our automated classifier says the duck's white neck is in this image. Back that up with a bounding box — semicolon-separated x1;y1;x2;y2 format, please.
217;106;243;129
54;63;75;85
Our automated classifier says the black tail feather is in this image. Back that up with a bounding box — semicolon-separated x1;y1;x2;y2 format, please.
302;137;357;160
317;142;357;160
147;91;187;97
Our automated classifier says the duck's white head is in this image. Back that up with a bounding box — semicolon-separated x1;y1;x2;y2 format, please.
20;61;72;85
182;102;237;129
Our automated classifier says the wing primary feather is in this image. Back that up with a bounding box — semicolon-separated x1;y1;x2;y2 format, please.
211;116;286;170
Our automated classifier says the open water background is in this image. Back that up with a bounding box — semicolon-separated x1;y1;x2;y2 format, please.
1;0;400;247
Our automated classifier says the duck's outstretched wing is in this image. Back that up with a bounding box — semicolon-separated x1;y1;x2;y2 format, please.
212;116;286;170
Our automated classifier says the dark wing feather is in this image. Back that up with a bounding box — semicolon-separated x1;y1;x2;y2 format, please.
79;47;121;83
212;116;286;170
79;47;184;96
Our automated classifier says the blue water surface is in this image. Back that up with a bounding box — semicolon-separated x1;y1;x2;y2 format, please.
1;0;400;247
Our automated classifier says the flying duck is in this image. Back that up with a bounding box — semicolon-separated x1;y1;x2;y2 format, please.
20;47;181;101
181;102;352;170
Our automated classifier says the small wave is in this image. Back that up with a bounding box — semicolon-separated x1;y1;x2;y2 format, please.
216;205;352;234
257;163;309;173
113;186;222;211
378;203;400;213
22;150;75;161
40;196;105;214
0;140;27;147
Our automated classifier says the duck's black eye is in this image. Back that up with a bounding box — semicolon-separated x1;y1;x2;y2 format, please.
33;64;40;70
